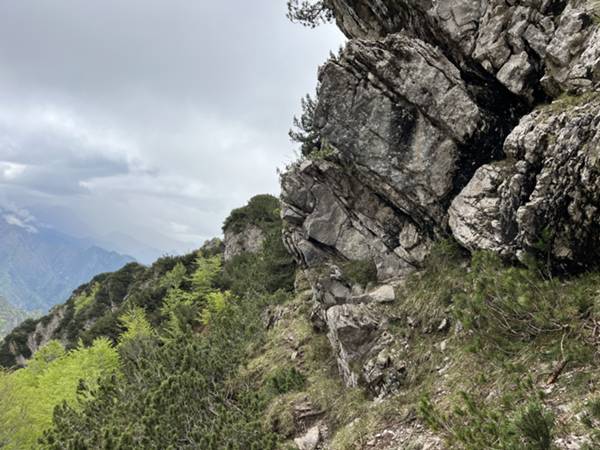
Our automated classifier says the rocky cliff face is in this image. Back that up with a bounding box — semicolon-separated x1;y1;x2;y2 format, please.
282;0;600;392
224;225;266;261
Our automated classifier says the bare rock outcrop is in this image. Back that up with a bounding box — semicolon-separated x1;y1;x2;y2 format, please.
327;0;600;101
223;224;265;261
282;158;426;280
282;30;524;279
450;93;600;269
281;0;600;387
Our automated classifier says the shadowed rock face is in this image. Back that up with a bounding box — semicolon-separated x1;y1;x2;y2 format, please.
450;94;600;269
282;31;525;280
282;158;425;280
315;34;523;223
282;0;600;389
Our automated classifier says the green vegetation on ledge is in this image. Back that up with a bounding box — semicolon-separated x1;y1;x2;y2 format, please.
222;194;281;234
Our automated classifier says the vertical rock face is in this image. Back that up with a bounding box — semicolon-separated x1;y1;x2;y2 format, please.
281;158;425;280
315;34;522;222
282;31;525;280
282;0;600;386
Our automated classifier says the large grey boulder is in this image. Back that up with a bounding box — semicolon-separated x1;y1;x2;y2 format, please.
325;303;385;387
450;93;600;268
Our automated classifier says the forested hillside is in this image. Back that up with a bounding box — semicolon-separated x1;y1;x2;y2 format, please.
0;194;300;448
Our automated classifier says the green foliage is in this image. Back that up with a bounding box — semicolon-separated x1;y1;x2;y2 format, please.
190;255;222;297
588;397;600;420
58;263;147;346
0;193;299;449
419;390;554;450
392;239;465;325
515;402;554;450
1;256;192;365
340;259;378;287
286;0;333;27
581;397;600;448
0;339;119;449
159;261;187;290
404;241;599;449
306;142;336;161
454;251;598;359
160;254;224;339
289;92;323;157
118;307;154;344
73;282;100;315
222;194;280;234
221;228;296;296
266;367;306;395
42;292;281;450
200;291;230;326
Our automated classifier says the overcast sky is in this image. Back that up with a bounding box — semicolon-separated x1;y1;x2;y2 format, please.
0;1;344;259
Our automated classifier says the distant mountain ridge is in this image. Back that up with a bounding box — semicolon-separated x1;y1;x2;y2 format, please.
0;295;31;338
0;219;134;312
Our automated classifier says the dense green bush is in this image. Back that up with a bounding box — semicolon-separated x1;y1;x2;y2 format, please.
220;227;296;296
0;339;119;449
222;194;281;234
454;251;599;359
420;383;554;450
267;367;306;395
42;289;283;449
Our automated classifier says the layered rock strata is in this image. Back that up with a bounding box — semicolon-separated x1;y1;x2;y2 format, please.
281;0;600;389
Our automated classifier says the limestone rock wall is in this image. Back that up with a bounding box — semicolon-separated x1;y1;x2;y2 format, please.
281;0;600;389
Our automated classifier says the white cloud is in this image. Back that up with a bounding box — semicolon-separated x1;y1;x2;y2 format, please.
4;213;37;233
0;161;26;180
0;201;38;233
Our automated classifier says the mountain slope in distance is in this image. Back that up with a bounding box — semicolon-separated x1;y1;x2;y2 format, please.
0;220;134;312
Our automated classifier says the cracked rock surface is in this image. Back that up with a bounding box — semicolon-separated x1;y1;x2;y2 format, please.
281;0;600;387
450;93;600;268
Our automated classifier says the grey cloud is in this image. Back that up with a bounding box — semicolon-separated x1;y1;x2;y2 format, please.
0;1;344;256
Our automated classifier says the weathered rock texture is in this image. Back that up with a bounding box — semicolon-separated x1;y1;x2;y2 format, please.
327;0;600;101
282;159;426;280
282;0;600;388
223;225;265;261
450;93;600;268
